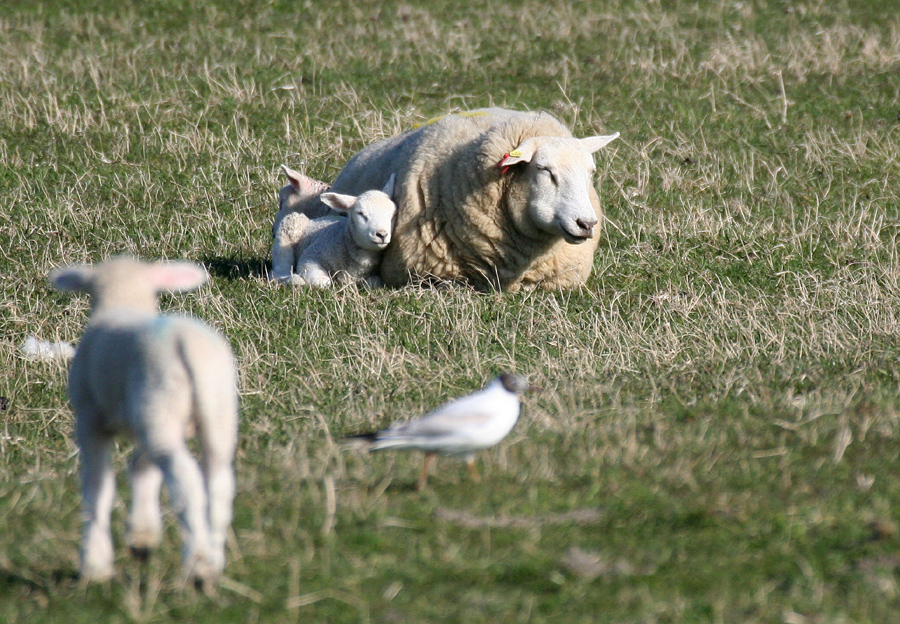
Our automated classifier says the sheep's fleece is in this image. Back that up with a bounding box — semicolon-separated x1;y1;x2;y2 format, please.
328;108;619;290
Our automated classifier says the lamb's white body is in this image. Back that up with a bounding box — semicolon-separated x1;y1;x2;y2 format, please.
271;174;397;287
51;257;239;588
328;108;619;291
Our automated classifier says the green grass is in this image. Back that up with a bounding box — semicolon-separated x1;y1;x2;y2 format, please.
2;0;900;621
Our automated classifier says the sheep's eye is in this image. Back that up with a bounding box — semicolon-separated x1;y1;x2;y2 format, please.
358;213;369;222
537;165;557;184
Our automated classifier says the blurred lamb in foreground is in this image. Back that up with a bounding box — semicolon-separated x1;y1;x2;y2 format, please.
271;173;397;287
51;257;239;590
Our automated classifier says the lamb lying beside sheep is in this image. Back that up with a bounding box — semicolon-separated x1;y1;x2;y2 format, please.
272;164;332;237
271;174;397;287
327;108;620;290
51;257;239;589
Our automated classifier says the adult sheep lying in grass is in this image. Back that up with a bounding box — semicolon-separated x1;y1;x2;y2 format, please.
271;174;397;287
51;257;239;590
327;108;620;290
272;164;331;236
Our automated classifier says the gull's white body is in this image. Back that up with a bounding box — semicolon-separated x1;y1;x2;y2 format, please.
355;374;530;490
371;377;522;458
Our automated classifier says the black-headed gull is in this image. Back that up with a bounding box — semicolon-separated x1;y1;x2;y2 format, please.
348;374;531;491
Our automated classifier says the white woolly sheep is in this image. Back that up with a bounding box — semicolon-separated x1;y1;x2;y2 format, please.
327;108;620;291
271;174;397;287
50;257;239;589
272;164;331;236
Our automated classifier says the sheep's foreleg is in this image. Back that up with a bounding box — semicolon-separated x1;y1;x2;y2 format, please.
297;261;332;288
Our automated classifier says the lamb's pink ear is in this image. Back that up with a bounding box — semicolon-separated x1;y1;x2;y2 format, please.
50;265;94;292
281;164;327;195
579;132;620;153
497;139;538;172
145;262;208;293
381;173;397;198
320;192;357;213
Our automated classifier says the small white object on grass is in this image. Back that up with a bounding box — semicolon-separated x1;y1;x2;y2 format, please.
346;374;531;491
20;335;76;361
50;256;239;590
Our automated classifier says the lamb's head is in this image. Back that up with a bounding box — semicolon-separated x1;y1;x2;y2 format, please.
50;256;209;314
499;133;619;244
320;174;397;251
279;164;330;214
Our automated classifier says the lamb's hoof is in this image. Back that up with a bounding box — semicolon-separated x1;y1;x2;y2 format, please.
130;545;152;562
191;571;220;597
184;556;221;596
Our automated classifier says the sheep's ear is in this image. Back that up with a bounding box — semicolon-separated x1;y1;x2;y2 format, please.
145;262;208;293
281;164;323;195
579;132;620;153
382;173;397;199
320;192;357;213
50;265;94;292
498;139;538;170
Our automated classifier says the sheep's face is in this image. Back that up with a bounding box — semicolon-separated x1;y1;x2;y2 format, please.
350;191;397;251
501;134;619;244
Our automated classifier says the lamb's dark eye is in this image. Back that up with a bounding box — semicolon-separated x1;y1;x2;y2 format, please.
358;213;369;222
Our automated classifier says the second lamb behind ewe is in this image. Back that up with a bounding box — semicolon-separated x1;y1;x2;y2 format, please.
51;257;239;590
271;174;397;287
272;164;332;236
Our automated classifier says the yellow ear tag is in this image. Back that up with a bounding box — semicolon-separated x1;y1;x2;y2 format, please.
508;149;523;158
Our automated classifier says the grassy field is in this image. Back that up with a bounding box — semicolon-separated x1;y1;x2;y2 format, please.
2;0;900;621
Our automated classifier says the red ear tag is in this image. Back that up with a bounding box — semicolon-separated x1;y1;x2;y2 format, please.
496;152;512;175
495;149;523;175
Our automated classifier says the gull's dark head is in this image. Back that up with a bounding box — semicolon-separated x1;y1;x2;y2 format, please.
498;373;530;395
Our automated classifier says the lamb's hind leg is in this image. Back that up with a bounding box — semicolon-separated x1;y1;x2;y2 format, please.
77;425;116;582
271;212;308;284
126;449;163;561
150;439;215;586
199;382;239;575
201;437;236;575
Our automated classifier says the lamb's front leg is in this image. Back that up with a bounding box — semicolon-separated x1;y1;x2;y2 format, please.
297;261;333;288
127;449;163;560
77;425;116;582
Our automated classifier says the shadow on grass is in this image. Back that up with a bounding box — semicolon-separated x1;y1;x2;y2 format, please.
202;256;269;281
0;568;79;593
